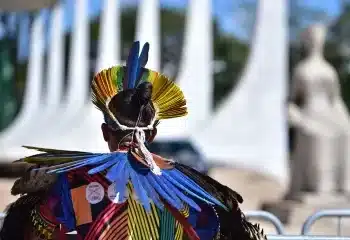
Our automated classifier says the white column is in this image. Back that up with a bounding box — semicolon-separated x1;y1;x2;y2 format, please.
156;0;213;140
195;0;289;184
95;0;120;72
135;0;160;71
0;13;45;146
64;0;89;110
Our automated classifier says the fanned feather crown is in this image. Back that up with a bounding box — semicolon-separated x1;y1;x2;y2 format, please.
91;41;187;128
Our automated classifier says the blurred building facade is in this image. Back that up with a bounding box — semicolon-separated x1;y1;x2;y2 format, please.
0;0;349;184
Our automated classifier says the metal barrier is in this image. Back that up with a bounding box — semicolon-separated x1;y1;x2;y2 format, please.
245;210;285;235
301;209;350;236
246;209;350;239
0;209;349;239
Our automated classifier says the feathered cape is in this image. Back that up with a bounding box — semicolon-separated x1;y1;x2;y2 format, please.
2;146;266;240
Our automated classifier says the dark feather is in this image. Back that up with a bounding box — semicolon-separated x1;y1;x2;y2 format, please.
175;163;243;208
11;164;57;196
0;162;32;179
174;163;267;240
0;194;43;240
215;207;267;240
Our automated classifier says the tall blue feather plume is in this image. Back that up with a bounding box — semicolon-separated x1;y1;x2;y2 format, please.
138;42;149;69
135;42;150;85
126;41;140;89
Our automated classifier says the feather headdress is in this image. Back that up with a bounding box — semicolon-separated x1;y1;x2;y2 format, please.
91;41;187;131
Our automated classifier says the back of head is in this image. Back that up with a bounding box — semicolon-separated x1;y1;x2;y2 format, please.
108;81;155;128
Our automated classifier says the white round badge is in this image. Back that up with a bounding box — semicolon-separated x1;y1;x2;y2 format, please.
85;182;104;204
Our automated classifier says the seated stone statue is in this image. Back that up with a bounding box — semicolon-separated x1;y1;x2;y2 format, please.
286;23;350;201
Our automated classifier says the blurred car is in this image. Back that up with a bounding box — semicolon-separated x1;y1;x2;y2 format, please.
148;139;209;175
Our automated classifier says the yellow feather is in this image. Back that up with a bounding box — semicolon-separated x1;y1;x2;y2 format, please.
146;71;188;120
91;66;123;119
91;65;188;122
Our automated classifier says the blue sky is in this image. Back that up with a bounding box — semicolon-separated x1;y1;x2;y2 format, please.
5;0;346;60
61;0;344;39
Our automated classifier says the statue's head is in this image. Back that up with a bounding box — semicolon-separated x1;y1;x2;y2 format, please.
301;24;327;52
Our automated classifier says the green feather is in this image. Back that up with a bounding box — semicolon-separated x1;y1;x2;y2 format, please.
138;69;150;85
116;66;124;91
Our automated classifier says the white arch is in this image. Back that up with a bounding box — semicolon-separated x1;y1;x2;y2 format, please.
156;0;212;141
31;0;89;147
1;6;69;159
0;13;45;158
23;4;64;143
41;4;64;123
95;0;120;72
135;0;160;71
3;0;90;157
34;0;120;153
194;0;288;184
59;0;89;119
68;0;121;153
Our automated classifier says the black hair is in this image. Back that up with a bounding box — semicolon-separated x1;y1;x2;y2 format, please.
108;81;155;128
105;82;156;144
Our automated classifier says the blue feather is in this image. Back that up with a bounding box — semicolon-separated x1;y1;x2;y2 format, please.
163;171;225;209
88;157;119;175
38;159;86;173
168;169;223;204
138;42;149;68
48;160;88;173
168;170;210;195
55;174;76;231
135;42;150;85
48;153;126;174
152;174;184;210
50;154;112;173
126;41;140;89
105;156;126;182
129;169;151;211
146;174;183;210
120;162;130;202
44;153;95;158
161;174;201;211
138;175;164;209
113;161;129;203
